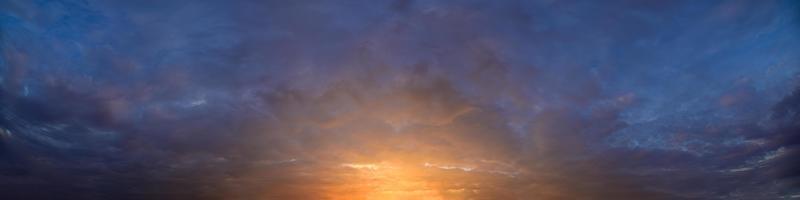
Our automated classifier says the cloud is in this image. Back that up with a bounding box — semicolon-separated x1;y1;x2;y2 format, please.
1;0;799;199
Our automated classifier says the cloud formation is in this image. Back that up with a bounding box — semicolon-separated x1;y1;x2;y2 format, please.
1;0;800;199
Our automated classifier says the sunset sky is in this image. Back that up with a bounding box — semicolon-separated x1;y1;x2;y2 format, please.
1;0;800;199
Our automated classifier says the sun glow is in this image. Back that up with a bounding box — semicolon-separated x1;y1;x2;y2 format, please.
329;162;446;200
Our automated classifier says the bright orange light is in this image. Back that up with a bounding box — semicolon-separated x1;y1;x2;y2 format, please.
327;162;446;200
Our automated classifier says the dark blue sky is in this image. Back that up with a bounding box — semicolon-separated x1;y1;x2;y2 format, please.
1;0;800;199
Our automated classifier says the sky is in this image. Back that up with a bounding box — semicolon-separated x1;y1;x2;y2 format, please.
1;0;800;199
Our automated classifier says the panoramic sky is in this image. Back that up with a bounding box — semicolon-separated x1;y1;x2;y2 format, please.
1;0;800;199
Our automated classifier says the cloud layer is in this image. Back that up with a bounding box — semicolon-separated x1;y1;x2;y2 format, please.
1;0;800;199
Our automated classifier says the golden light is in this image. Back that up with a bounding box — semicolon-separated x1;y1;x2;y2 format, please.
326;162;448;200
240;80;523;200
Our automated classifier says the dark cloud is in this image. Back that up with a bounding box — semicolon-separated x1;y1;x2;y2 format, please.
765;84;800;185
